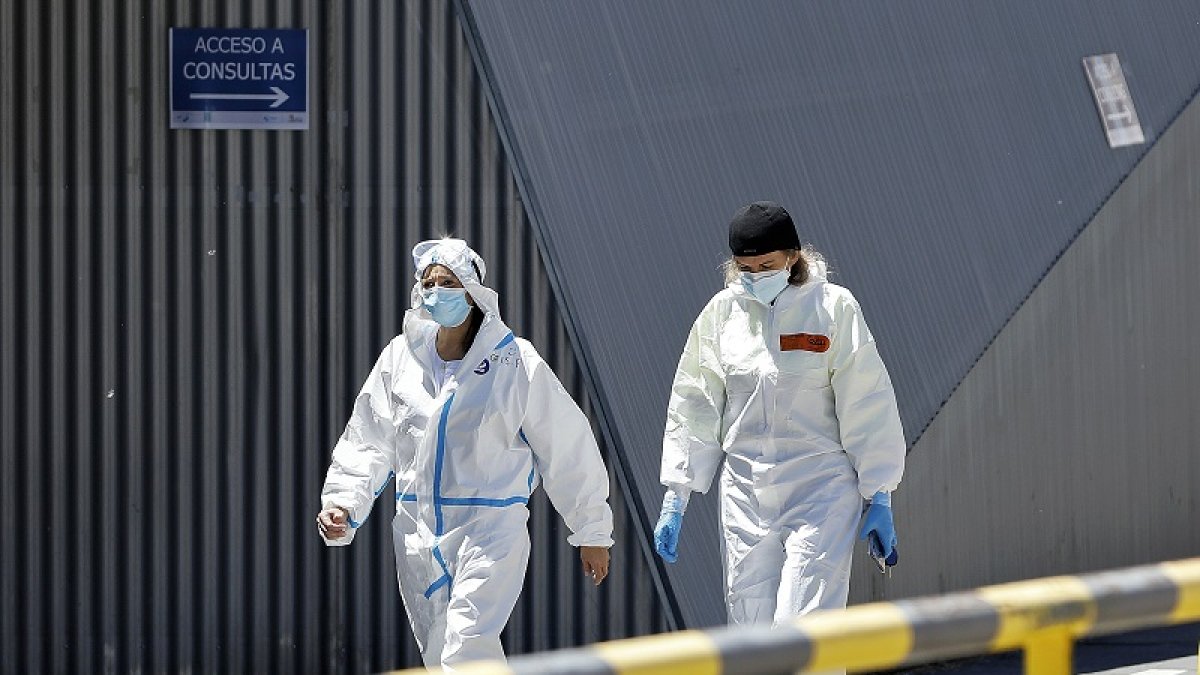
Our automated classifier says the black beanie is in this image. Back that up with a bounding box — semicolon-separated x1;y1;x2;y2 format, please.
728;201;801;256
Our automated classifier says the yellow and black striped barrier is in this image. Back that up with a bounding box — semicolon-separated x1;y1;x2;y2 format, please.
392;557;1200;674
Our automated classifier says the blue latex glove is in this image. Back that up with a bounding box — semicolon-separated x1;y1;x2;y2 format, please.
858;491;897;559
654;489;688;563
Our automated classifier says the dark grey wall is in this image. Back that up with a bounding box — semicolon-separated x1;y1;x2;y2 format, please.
850;92;1200;603
0;2;668;673
459;0;1200;626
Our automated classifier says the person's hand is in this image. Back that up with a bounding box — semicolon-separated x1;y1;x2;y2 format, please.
654;510;683;563
654;487;688;563
858;491;897;557
316;506;350;540
580;546;610;586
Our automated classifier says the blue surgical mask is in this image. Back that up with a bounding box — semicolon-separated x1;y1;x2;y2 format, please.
740;261;793;304
420;287;472;327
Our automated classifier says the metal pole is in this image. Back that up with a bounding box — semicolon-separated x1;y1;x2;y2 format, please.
1022;628;1073;675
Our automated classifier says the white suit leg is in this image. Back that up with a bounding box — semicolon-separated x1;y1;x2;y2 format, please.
390;505;450;668
721;469;786;625
725;527;786;624
439;509;531;668
773;471;862;621
419;612;448;668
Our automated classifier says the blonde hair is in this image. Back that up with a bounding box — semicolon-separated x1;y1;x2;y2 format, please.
721;246;825;285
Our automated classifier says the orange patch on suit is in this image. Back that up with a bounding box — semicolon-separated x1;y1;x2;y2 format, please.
780;333;830;353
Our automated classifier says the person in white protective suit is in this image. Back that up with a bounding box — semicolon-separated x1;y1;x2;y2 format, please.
315;238;614;668
653;201;905;624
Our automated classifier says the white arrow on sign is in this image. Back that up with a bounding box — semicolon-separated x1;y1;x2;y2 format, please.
190;86;290;108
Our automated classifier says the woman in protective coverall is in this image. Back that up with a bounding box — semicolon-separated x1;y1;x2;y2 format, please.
316;238;614;668
653;201;905;624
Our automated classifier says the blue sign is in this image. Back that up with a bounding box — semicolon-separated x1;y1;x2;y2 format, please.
170;28;308;130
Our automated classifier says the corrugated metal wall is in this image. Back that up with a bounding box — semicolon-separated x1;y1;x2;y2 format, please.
856;91;1200;603
0;2;669;673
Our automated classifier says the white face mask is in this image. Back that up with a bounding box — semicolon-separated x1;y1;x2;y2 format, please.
739;258;794;304
420;286;472;327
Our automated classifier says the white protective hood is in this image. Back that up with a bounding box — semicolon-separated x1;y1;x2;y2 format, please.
408;238;501;320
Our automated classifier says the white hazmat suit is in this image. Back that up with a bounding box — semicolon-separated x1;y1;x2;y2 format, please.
320;239;614;667
661;255;905;624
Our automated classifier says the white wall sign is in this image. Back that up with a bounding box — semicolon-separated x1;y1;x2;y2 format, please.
1082;53;1144;148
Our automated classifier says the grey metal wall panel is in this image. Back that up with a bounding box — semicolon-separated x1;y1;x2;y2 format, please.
460;0;1200;626
0;1;668;673
850;91;1200;603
